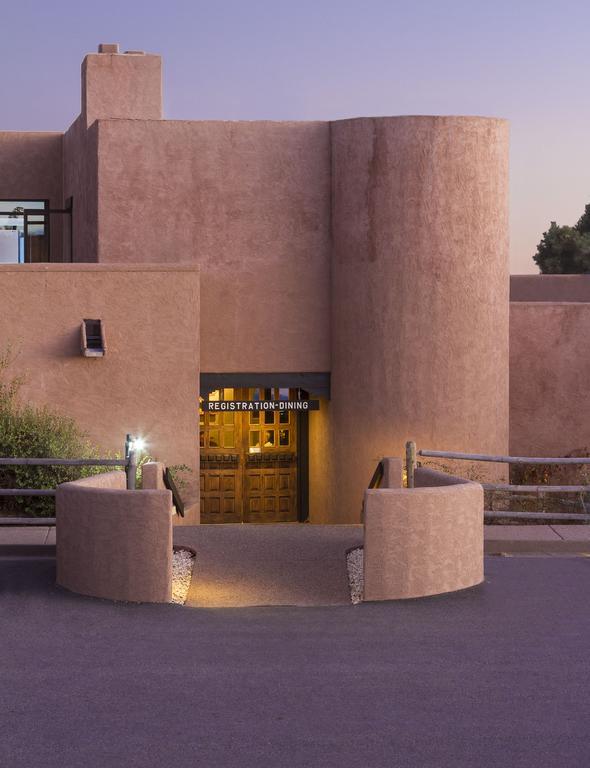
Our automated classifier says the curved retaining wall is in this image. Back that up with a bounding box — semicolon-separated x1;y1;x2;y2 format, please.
330;116;509;522
363;465;483;600
56;471;173;603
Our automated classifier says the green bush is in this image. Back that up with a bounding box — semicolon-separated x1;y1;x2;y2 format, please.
0;348;108;517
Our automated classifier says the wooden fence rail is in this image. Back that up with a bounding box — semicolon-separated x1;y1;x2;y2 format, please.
0;435;140;522
405;441;590;523
416;449;590;465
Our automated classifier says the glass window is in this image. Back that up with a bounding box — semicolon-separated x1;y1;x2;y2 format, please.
223;388;234;400
279;411;289;424
278;388;289;401
223;412;234;425
249;431;261;453
264;388;272;401
263;430;275;447
250;388;261;401
208;430;220;448
279;429;290;446
264;411;274;425
222;429;235;448
209;413;220;425
0;200;47;264
208;389;220;401
250;411;260;424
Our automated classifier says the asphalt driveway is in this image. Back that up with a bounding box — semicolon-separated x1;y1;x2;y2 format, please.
1;555;590;768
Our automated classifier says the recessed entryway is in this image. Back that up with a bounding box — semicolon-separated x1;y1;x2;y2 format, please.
199;387;304;524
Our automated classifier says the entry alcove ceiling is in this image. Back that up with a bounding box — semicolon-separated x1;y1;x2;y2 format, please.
200;372;330;400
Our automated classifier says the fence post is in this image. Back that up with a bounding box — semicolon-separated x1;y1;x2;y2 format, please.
126;449;137;491
406;441;416;488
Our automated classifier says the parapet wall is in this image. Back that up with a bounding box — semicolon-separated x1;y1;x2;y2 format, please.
363;465;484;600
511;275;590;302
56;471;172;602
510;301;590;456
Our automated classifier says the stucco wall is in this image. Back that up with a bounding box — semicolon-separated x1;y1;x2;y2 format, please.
82;52;162;127
0;264;200;522
308;398;333;523
56;471;173;602
330;116;510;522
364;467;483;601
63;117;99;262
510;302;590;456
94;119;331;372
0;131;64;261
511;275;590;302
0;132;62;202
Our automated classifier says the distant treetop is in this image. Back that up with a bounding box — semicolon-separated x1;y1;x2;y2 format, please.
534;204;590;274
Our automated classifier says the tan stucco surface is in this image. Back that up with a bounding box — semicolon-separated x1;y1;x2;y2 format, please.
0;132;62;202
363;466;484;600
94;119;331;372
56;471;172;602
511;274;590;302
308;399;333;523
510;302;590;456
63;118;99;262
82;52;162;127
0;264;200;522
330;116;510;522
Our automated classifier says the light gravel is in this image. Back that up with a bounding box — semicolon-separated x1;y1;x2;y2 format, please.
346;546;364;604
171;549;195;605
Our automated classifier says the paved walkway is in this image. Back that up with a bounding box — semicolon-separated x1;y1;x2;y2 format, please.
2;555;590;768
484;524;590;554
175;524;363;607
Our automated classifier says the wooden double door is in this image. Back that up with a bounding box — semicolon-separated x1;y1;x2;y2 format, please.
200;388;299;523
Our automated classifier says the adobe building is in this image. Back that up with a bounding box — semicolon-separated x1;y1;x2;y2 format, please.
0;45;588;526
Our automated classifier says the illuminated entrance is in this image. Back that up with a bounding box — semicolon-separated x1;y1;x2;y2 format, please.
200;387;304;523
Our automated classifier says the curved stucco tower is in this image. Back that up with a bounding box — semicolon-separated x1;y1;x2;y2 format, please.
330;116;509;523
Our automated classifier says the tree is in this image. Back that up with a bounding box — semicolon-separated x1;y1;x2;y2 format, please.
533;204;590;274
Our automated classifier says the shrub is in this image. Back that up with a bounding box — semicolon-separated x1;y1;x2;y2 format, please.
0;348;108;517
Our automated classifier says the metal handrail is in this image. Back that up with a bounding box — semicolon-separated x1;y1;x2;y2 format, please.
367;460;384;490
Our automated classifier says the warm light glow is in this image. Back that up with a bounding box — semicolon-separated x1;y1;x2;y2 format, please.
131;437;146;453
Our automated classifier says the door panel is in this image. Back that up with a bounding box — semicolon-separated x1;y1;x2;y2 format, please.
199;465;242;523
200;387;299;523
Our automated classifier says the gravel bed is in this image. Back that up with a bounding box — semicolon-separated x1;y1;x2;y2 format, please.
346;546;363;604
171;548;195;605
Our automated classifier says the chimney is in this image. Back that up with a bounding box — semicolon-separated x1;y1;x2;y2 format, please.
81;45;162;126
98;43;120;54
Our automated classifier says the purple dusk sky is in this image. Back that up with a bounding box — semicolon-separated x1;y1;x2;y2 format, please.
2;0;589;273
